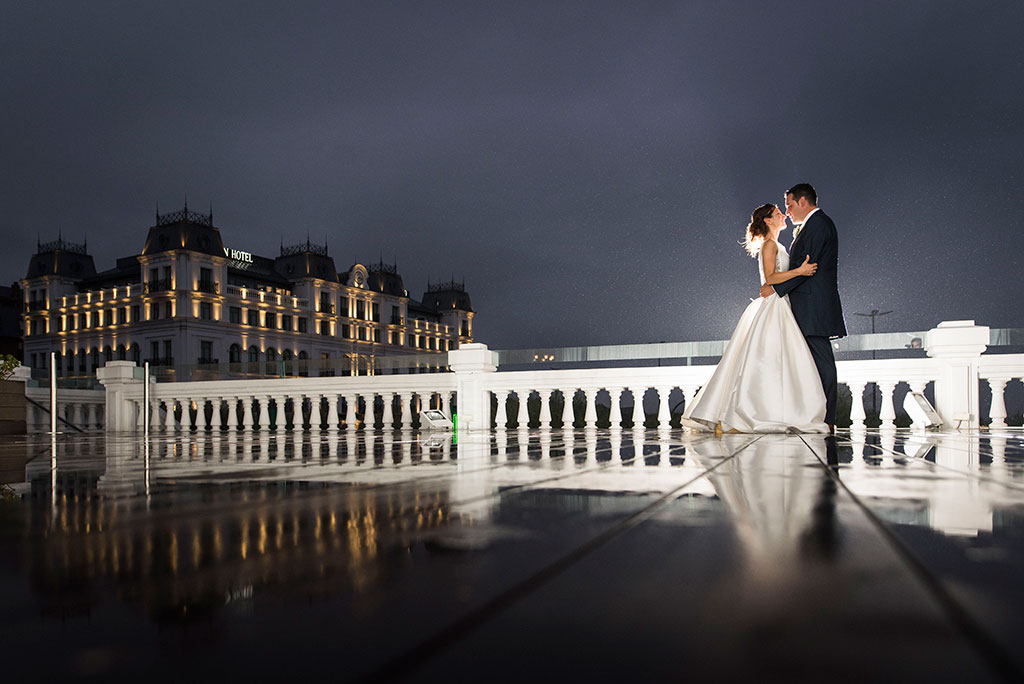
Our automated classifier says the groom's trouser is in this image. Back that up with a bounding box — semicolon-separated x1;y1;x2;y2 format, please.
806;335;838;425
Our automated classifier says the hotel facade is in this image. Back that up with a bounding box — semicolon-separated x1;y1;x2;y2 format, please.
20;206;474;377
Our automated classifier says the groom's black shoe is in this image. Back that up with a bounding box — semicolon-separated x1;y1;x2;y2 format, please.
827;423;835;435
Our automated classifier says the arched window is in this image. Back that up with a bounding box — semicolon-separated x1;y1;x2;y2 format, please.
130;344;140;364
282;349;293;360
266;347;277;361
104;346;112;363
91;347;100;370
117;344;126;361
247;346;259;363
229;344;241;363
298;350;308;360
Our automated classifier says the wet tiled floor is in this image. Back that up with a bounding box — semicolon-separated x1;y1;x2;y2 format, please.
1;428;1022;682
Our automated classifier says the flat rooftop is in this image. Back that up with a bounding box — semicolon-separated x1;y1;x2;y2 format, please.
1;428;1022;682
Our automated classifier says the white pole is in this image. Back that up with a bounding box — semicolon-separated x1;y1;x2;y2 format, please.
143;361;150;438
49;351;57;434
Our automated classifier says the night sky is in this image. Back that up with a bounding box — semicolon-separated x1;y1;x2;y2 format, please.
2;1;1022;349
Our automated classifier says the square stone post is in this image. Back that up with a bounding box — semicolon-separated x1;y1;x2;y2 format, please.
925;320;989;430
448;343;498;433
97;361;142;432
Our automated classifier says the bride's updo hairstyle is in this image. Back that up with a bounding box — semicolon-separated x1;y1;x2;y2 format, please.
743;203;775;257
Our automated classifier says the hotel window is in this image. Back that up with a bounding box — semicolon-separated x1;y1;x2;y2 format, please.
150;303;160;320
342;324;351;339
373;329;381;343
104;346;112;363
117;345;126;361
356;300;365;320
319;320;330;336
319;292;331;313
265;312;276;329
439;339;446;352
358;327;367;341
200;341;213;363
247;309;259;326
163;340;172;362
164;301;172;318
229;306;241;324
297;317;308;333
461;320;469;336
371;303;380;322
131;305;140;322
229;344;241;363
282;315;293;331
340;297;349;317
200;302;213;320
247;346;259;363
150;267;159;284
199;267;213;291
58;316;65;332
79;313;87;328
131;344;140;364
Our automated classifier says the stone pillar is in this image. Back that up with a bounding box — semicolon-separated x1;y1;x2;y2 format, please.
925;320;989;430
275;396;287;432
95;361;140;432
986;377;1009;429
448;343;498;433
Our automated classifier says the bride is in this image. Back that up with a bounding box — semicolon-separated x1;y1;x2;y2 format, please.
682;204;829;434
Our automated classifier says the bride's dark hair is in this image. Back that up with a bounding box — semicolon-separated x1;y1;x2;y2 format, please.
743;203;775;257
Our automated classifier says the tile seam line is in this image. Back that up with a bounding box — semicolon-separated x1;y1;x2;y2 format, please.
353;434;763;684
797;434;1024;683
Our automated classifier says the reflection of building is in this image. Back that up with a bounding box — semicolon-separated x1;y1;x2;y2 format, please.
19;207;475;376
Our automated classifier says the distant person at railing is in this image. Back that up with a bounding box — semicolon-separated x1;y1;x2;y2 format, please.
682;187;836;435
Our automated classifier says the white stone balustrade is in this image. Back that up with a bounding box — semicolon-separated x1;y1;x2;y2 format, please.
67;321;1024;435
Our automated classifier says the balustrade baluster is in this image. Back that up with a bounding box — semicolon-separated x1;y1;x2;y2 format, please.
515;392;527;430
539;390;553;429
608;388;623;429
253;396;266;431
149;399;160;430
398;393;411;430
344;394;355;431
986;376;1009;429
848;381;867;430
242;397;254;431
495;391;509;430
166;400;178;430
327;395;340;432
196;399;208;431
274;396;287;432
226;397;239;430
584;389;598;428
657;387;672;429
878;381;897;431
210;398;222;431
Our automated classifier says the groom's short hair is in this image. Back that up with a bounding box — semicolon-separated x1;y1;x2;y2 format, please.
786;183;817;206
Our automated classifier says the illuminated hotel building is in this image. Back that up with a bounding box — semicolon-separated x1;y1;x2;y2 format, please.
19;206;474;375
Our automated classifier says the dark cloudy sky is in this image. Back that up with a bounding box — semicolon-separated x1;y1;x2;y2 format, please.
2;1;1022;349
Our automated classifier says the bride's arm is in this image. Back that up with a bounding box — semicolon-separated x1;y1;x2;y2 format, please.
762;241;816;286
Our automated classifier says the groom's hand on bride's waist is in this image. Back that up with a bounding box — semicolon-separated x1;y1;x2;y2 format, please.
759;284;774;298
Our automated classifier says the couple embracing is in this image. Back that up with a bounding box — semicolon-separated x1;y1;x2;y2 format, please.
683;183;846;434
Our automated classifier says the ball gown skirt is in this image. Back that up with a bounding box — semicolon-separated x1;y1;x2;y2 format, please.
682;292;828;434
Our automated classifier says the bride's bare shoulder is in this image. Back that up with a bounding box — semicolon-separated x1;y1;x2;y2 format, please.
761;239;779;257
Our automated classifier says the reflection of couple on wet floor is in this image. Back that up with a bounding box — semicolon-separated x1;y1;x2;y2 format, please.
682;183;846;435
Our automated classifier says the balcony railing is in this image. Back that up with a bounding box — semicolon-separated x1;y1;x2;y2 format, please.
391;315;405;325
27;301;48;311
196;281;219;294
146;357;175;367
145;279;173;294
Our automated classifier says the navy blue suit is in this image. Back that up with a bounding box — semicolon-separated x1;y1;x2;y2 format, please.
772;209;847;423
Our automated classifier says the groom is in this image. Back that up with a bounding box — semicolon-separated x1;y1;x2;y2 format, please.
760;183;847;432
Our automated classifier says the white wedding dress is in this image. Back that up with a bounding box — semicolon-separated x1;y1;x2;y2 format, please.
682;241;828;433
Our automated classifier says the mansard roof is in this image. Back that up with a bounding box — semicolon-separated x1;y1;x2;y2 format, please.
26;237;97;281
421;280;473;312
141;207;225;258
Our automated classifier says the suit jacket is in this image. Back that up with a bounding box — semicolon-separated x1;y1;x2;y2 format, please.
772;209;847;338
